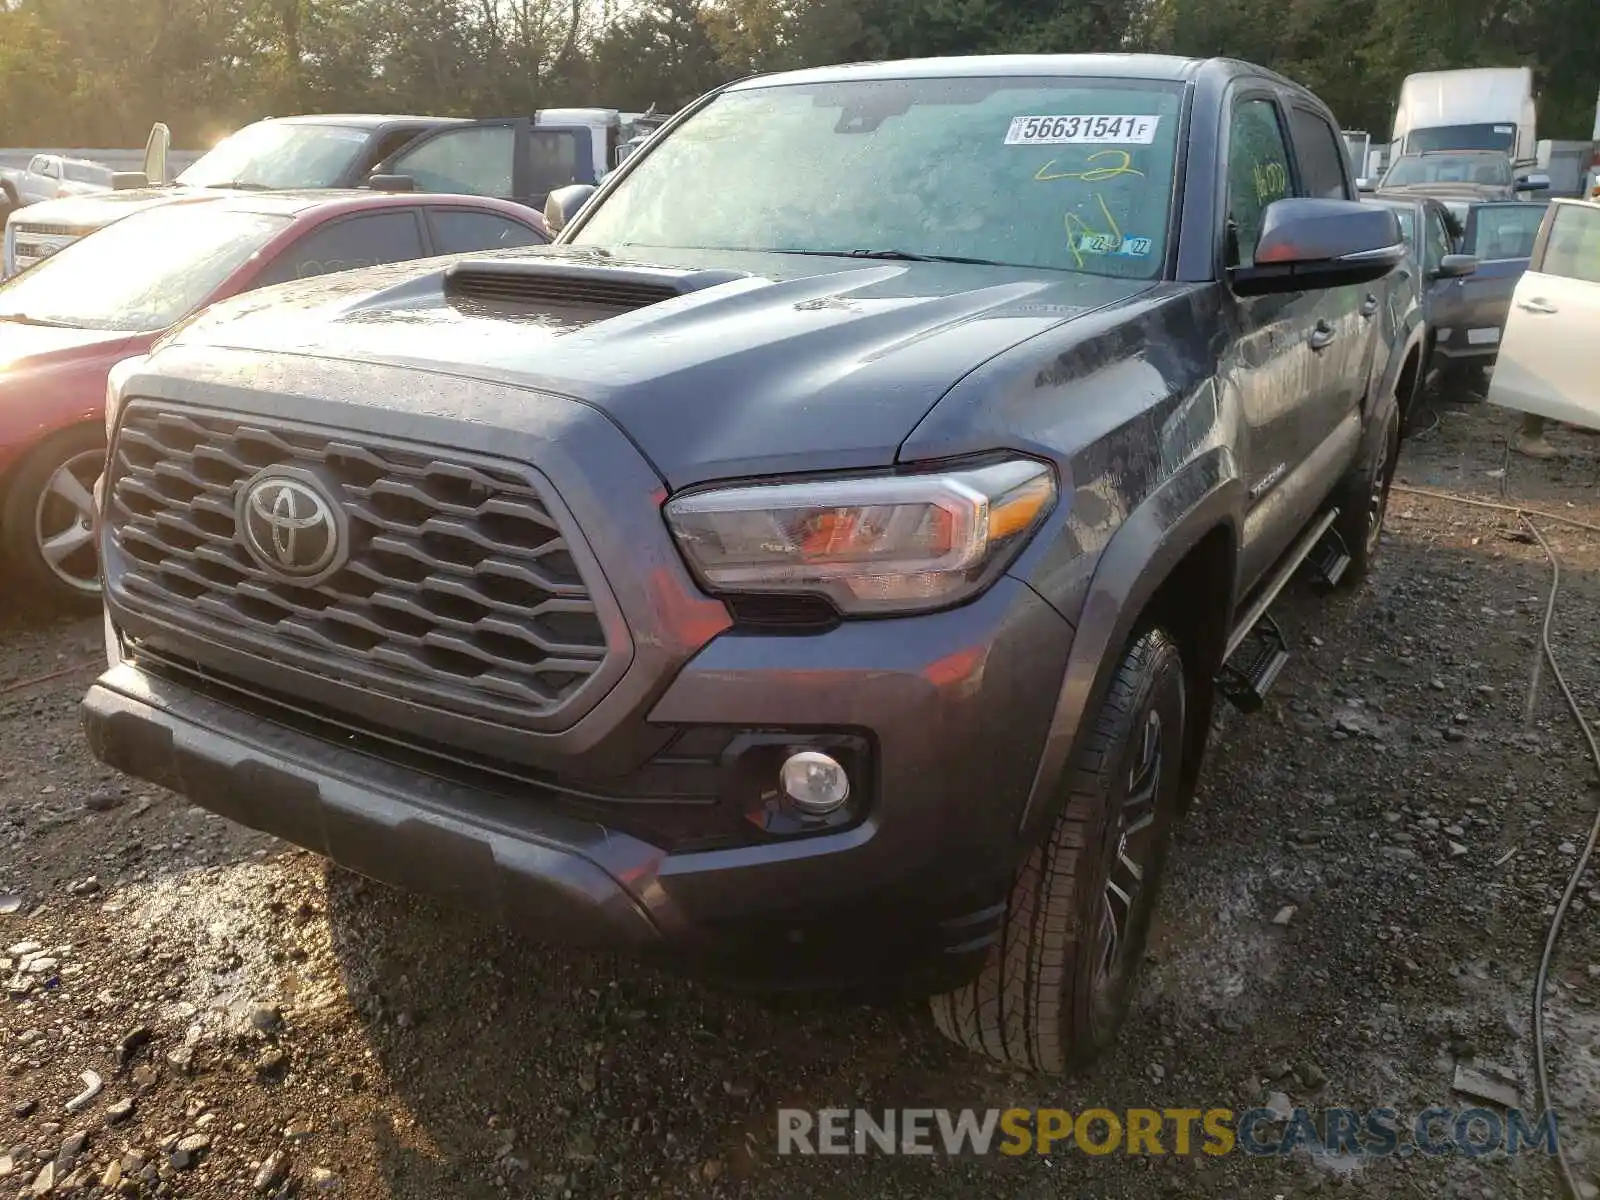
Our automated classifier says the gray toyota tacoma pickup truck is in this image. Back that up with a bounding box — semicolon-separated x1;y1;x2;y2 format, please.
84;54;1418;1073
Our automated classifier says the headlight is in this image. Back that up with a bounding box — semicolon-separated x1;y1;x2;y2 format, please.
664;458;1056;615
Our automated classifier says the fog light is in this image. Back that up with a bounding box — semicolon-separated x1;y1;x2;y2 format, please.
780;751;850;815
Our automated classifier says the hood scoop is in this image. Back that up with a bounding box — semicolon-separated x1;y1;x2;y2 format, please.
444;258;749;314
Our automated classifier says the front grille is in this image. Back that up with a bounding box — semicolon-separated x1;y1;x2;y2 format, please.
106;404;617;730
11;225;84;270
13;221;93;238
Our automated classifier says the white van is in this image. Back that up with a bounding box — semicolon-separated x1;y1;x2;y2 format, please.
1393;68;1537;164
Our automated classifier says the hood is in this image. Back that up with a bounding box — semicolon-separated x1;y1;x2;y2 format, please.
1380;181;1511;202
0;322;140;371
165;246;1158;486
8;186;217;231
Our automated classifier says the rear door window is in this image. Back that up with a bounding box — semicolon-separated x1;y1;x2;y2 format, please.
427;209;547;254
1288;107;1349;200
1386;205;1416;247
254;210;428;287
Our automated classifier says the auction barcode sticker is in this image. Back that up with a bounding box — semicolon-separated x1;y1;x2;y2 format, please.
1005;115;1160;145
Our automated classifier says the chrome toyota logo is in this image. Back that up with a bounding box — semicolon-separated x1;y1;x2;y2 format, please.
236;470;346;583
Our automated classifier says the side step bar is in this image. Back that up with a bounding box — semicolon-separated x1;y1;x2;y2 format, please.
1219;614;1289;713
1307;525;1353;590
1218;509;1343;711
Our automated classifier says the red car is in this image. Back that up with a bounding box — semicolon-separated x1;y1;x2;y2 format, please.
0;190;549;610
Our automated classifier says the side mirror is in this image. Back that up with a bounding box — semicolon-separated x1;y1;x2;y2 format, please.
544;184;597;234
1516;173;1550;192
1433;253;1477;279
143;122;170;187
1356;178;1375;193
111;172;149;191
367;174;416;193
1231;198;1405;296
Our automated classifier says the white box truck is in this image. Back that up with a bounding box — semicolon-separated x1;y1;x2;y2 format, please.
1392;67;1537;164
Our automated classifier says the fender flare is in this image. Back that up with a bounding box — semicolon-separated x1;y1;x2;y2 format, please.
1016;445;1245;840
1373;318;1427;419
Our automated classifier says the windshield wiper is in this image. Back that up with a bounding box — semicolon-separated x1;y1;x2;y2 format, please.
198;180;274;191
779;248;1013;267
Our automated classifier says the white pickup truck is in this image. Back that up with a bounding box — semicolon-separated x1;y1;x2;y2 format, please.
0;154;114;218
4;110;666;277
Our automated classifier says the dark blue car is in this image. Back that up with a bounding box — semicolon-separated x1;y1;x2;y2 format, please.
1430;200;1551;386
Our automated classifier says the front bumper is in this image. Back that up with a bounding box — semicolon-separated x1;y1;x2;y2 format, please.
84;574;1073;989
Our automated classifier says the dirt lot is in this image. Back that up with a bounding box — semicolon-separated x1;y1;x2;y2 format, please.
2;398;1598;1200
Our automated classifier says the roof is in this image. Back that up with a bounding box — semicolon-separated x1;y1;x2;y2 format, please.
116;188;540;223
729;53;1236;88
29;153;107;168
725;54;1323;107
267;114;466;128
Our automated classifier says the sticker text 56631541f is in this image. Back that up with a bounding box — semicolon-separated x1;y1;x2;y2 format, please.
1005;115;1160;146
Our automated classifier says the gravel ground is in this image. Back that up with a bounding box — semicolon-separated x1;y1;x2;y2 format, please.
2;397;1598;1200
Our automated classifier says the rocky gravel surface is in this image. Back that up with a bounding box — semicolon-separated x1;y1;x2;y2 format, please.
2;398;1598;1199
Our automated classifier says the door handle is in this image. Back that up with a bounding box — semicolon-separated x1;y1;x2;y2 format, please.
1359;293;1380;318
1517;298;1558;314
1309;320;1337;351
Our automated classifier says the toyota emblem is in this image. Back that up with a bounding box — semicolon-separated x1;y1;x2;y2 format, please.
236;470;347;584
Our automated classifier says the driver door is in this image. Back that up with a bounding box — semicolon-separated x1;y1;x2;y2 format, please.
1220;91;1332;594
373;119;531;204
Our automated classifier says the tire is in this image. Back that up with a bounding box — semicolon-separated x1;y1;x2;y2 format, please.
1332;397;1400;587
0;424;106;614
930;626;1188;1073
1397;354;1425;439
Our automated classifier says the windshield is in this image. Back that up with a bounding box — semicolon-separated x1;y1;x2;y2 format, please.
0;206;289;331
1382;154;1512;188
1465;203;1548;260
573;76;1184;278
64;162;110;185
1405;124;1517;155
178;121;370;189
